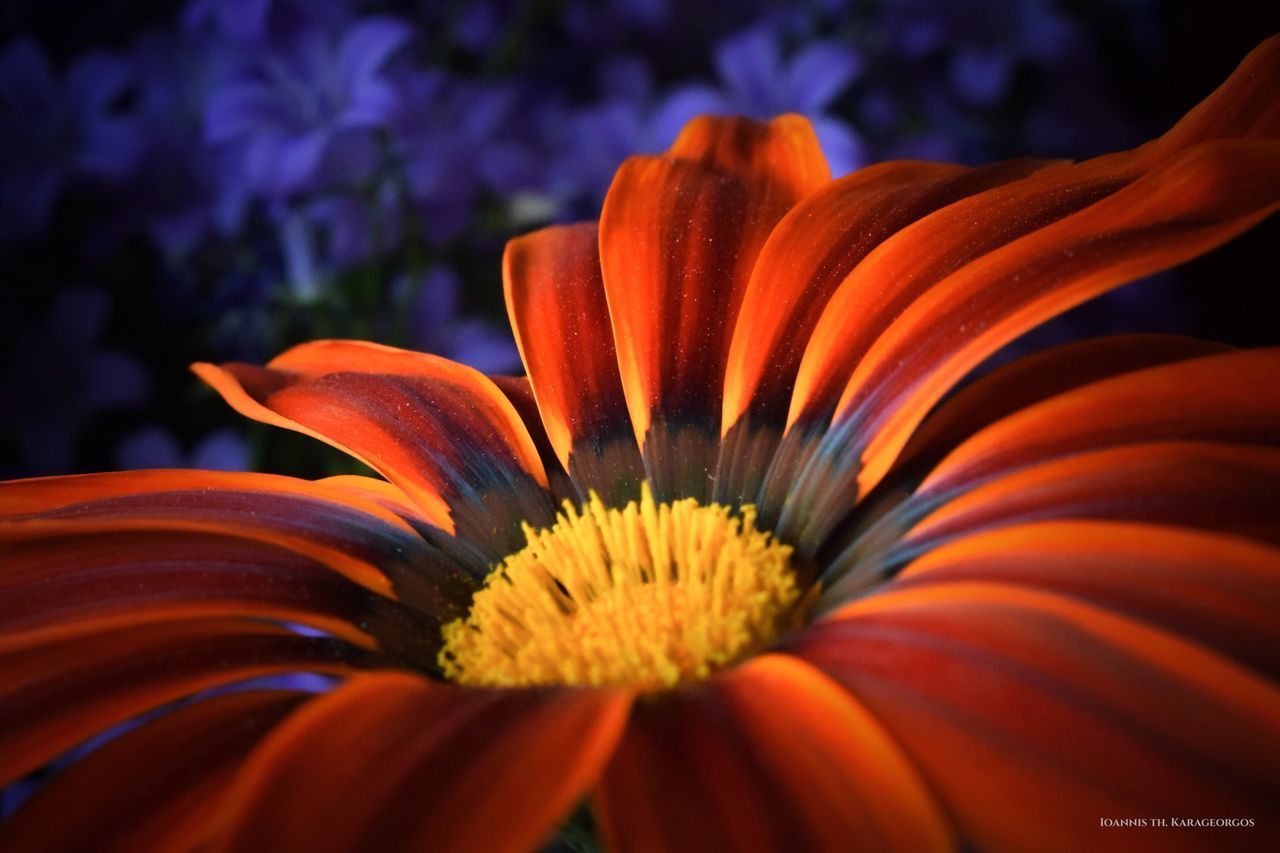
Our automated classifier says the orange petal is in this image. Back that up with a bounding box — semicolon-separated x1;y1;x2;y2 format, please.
0;530;423;657
194;340;553;555
502;226;643;502
780;139;1280;553
904;442;1280;552
785;33;1280;447
0;690;308;852
486;374;580;504
895;520;1280;678
598;116;827;499
0;619;371;786
717;157;1058;507
1144;32;1280;155
793;582;1280;852
314;474;441;529
843;139;1280;497
207;673;630;853
0;469;481;608
667;114;831;198
596;654;951;853
892;334;1233;486
917;347;1280;494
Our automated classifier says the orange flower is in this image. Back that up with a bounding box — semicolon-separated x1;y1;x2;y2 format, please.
4;36;1280;853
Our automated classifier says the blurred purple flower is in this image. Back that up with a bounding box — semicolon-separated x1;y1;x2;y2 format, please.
204;16;413;200
184;0;353;45
0;287;148;476
121;31;248;258
0;39;144;244
116;425;251;471
403;266;520;373
551;22;865;205
305;180;403;267
388;71;536;242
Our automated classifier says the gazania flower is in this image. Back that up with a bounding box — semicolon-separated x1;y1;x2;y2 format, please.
4;36;1280;853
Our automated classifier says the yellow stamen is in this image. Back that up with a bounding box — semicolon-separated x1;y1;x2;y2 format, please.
439;483;801;690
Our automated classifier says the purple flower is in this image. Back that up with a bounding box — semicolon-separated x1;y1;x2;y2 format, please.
116;425;251;471
118;31;249;258
388;71;534;243
402;267;520;373
184;0;353;45
551;22;865;205
204;16;413;200
0;39;144;244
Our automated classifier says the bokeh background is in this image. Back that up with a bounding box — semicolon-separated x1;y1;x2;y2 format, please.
1;0;1277;482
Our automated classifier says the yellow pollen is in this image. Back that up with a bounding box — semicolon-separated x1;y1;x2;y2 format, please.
439;483;801;690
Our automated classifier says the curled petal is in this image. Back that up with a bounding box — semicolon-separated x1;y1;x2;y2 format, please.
194;340;553;556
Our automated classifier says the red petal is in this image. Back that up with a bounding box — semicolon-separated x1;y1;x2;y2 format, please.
0;690;308;852
598;116;827;499
720;157;1055;508
895;520;1280;677
0;619;371;786
208;673;630;852
841;139;1280;500
788;33;1280;448
667;114;831;198
314;474;440;529
487;373;581;503
892;334;1233;486
194;340;553;553
904;442;1280;552
499;225;646;501
793;582;1280;851
596;654;951;852
0;531;425;656
0;470;481;631
780;139;1280;553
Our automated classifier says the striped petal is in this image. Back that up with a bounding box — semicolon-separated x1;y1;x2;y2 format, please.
0;690;309;853
0;469;431;594
782;138;1280;553
894;521;1280;678
890;335;1234;487
596;654;950;853
918;347;1280;496
840;141;1280;498
791;582;1280;851
0;470;481;650
903;442;1280;555
0;619;371;787
788;32;1280;446
207;673;630;853
598;115;828;500
486;374;579;505
720;157;1057;509
503;224;643;503
194;340;553;556
0;531;426;657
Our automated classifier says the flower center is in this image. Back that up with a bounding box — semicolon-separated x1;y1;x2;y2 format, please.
438;484;801;690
